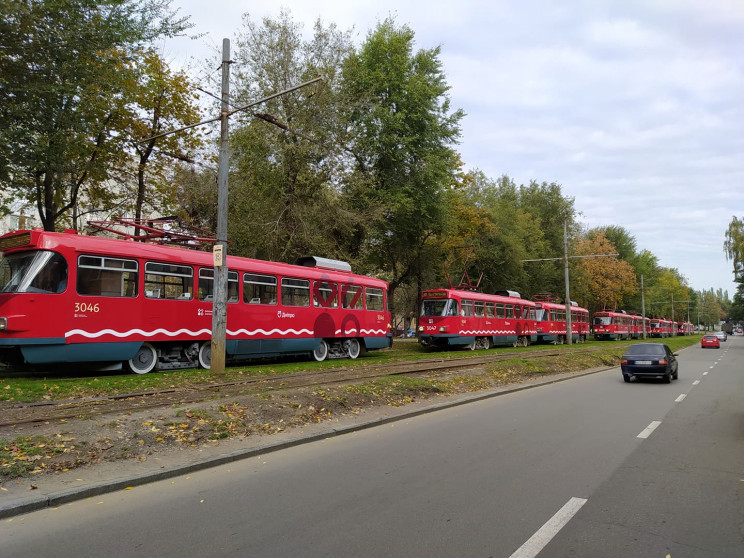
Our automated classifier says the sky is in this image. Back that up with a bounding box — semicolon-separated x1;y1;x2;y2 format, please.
164;0;744;298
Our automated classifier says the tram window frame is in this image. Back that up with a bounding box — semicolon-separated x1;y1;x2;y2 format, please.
243;273;277;305
496;303;505;319
341;284;363;310
505;304;514;319
314;281;339;308
365;287;384;312
198;268;239;303
474;301;485;317
485;302;495;318
144;262;194;300
462;299;474;317
281;277;311;307
77;255;138;297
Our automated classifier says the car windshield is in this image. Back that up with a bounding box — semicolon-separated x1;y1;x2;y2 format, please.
625;344;665;356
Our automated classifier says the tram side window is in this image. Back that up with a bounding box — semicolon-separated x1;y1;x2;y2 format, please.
77;255;138;297
485;302;495;318
243;273;277;304
496;303;505;319
314;281;338;308
474;301;485;317
341;284;363;309
461;299;473;317
365;287;384;311
281;278;310;307
198;268;239;302
505;304;514;319
144;262;193;300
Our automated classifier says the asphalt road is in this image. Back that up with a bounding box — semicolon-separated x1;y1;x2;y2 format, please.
3;338;741;557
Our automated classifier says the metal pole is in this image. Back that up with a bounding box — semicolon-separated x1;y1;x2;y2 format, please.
641;274;646;339
564;222;572;345
211;38;231;372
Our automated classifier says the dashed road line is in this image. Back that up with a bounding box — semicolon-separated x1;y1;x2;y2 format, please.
675;394;686;402
509;497;587;558
637;421;662;439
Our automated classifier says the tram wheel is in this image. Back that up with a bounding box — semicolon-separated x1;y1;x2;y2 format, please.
346;338;361;359
198;341;211;369
312;339;329;362
126;342;157;374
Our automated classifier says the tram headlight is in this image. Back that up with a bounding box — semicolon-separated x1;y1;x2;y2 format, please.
0;317;6;331
438;326;447;333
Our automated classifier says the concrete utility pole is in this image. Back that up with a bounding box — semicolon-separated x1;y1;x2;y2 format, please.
522;221;618;346
641;275;647;339
210;38;231;373
563;222;572;345
140;39;322;372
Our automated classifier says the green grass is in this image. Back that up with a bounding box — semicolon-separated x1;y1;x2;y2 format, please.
0;335;702;403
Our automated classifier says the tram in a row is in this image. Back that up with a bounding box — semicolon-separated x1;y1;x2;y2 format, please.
0;229;392;373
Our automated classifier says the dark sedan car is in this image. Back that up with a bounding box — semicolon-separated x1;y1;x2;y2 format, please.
620;343;678;383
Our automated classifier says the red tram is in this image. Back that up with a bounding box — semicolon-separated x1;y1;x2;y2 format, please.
419;289;537;349
676;321;693;336
592;310;633;340
631;315;650;339
532;296;590;344
648;318;673;338
0;229;392;373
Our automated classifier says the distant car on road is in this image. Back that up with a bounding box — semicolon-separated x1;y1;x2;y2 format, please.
713;331;727;342
620;343;679;383
701;335;720;349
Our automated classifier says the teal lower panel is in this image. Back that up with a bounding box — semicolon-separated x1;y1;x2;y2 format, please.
227;338;320;359
20;342;142;364
364;336;393;350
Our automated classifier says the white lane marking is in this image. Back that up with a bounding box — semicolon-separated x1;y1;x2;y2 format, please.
675;394;686;402
703;371;709;376
637;421;662;439
693;380;700;386
509;497;588;558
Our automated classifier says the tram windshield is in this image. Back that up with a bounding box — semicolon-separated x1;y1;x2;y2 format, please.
421;298;459;317
594;316;612;326
0;250;68;294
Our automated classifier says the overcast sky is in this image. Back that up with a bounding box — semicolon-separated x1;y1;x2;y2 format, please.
165;0;744;298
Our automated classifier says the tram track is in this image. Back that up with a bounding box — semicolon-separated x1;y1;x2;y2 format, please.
0;347;605;427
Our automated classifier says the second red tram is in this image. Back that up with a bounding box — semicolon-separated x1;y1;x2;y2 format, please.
0;229;392;373
419;289;537;349
533;298;590;344
593;310;634;340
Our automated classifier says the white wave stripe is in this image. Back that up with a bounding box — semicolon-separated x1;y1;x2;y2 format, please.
334;328;388;336
67;327;389;340
461;329;525;336
66;328;212;339
227;328;313;336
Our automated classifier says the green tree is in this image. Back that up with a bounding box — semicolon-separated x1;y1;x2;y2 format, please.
122;48;204;227
341;17;464;315
0;0;190;231
228;11;353;261
724;216;744;283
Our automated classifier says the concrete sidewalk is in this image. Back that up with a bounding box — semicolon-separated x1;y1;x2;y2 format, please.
0;366;610;519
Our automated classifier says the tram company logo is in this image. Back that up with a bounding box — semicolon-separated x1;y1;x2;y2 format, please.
277;311;295;319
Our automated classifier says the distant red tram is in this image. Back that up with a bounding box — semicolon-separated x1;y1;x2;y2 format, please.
0;229;392;373
533;297;590;344
592;310;634;340
419;288;537;349
648;318;673;338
